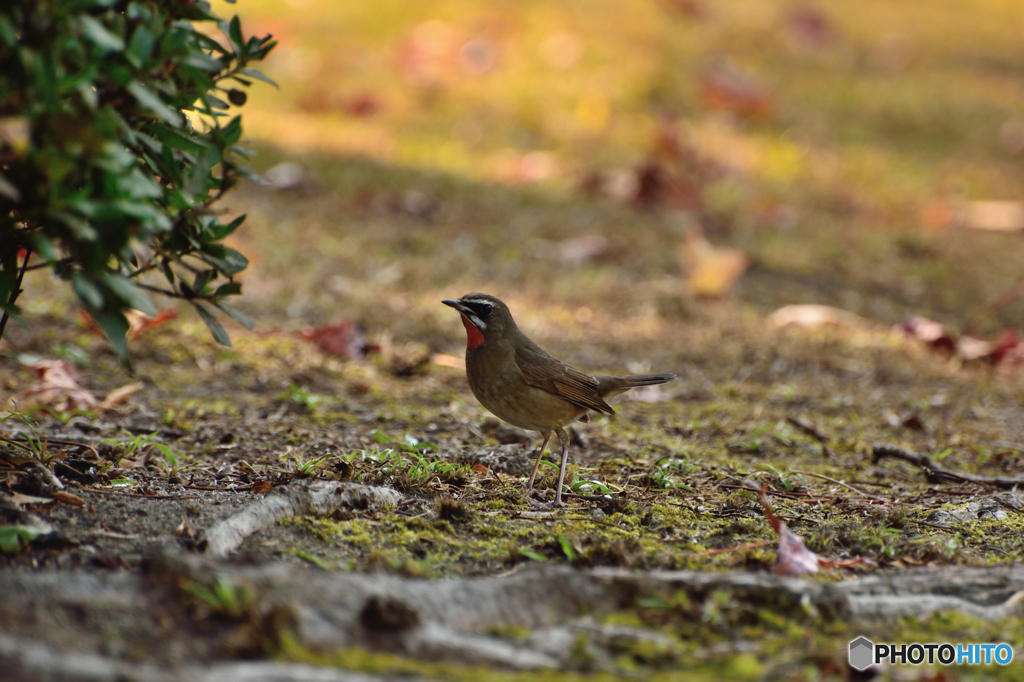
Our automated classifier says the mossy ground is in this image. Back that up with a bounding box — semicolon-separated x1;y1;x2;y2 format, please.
5;0;1024;678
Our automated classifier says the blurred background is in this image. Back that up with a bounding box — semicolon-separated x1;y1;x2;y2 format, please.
16;0;1024;376
206;0;1024;348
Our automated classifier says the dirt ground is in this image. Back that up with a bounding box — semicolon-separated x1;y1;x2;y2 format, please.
5;0;1024;673
3;185;1024;677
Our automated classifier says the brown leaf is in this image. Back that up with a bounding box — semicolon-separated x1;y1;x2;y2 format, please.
964;201;1024;232
51;490;85;506
250;481;273;494
769;304;868;330
471;464;489;473
699;60;774;119
9;359;98;412
679;230;748;297
431;353;465;370
298;319;372;359
10;492;54;507
773;524;821;576
100;381;145;409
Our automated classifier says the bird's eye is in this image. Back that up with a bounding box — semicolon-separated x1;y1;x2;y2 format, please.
465;301;493;319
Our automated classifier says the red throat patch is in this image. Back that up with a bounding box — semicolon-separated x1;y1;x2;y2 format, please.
460;314;485;350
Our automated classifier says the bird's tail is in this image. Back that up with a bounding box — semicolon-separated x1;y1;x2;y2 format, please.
594;373;676;397
618;373;676;387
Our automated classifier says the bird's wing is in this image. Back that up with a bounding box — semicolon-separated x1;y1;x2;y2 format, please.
514;344;615;415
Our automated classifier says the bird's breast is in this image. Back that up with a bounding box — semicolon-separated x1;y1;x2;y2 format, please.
465;352;586;432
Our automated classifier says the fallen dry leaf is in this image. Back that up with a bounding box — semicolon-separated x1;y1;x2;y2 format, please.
768;304;868;330
51;490;85;506
964;201;1024;232
8;492;54;507
250;481;273;494
298;319;372;359
742;478;876;576
679;230;748;297
81;307;177;340
431;353;465;370
9;359;98;412
699;60;774;119
101;382;145;409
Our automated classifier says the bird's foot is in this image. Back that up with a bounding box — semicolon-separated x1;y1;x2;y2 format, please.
525;493;568;509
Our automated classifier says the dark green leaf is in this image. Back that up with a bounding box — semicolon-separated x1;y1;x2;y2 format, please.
72;274;104;309
228;17;244;53
192;270;214;295
209;213;246;240
198;246;248;276
0;16;17;48
127;82;183;126
205;94;230;110
80;16;124;53
184;50;222;71
238;68;279;89
221;115;242;146
83;304;130;362
0;174;20;202
158;260;175;286
214;302;255;330
151;125;209;156
101;273;156;315
30;234;59;264
213;282;242;297
191;302;232;347
126;25;155;66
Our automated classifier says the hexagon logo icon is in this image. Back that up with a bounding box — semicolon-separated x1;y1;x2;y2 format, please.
849;636;874;671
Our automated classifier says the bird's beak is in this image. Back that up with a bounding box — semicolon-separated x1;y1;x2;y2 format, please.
442;299;469;314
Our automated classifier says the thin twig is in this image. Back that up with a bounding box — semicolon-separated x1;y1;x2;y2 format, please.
873;444;1024;490
22;257;72;272
789;470;878;499
134;282;183;298
0;247;32;342
32;459;64;490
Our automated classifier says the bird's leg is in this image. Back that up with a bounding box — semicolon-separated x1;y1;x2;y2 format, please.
525;431;553;494
552;427;570;507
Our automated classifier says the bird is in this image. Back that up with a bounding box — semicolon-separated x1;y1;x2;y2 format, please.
442;293;676;507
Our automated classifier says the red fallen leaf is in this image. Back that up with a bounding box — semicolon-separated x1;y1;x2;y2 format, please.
986;328;1020;365
81;307;177;340
699;60;774;119
340;92;383;118
785;6;836;49
250;481;273;494
897;315;956;354
742;478;876;576
127;308;177;339
298;319;375;359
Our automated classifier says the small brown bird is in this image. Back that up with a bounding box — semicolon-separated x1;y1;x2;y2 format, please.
443;293;676;507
